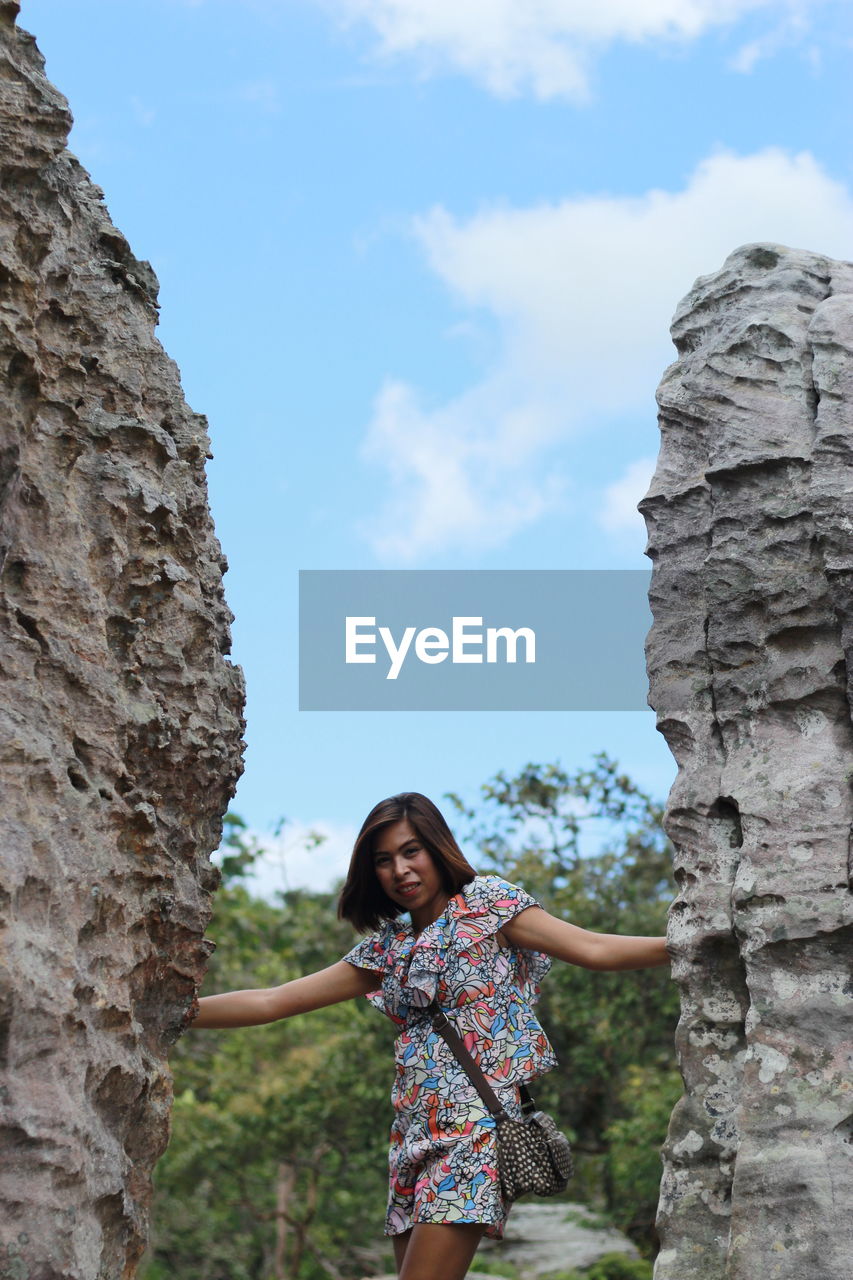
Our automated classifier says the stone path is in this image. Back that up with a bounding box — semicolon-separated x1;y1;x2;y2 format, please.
484;1202;640;1277
362;1200;640;1278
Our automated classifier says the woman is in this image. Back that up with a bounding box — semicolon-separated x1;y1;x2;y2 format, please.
190;792;670;1280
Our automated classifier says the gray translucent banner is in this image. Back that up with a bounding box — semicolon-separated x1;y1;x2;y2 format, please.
299;570;653;711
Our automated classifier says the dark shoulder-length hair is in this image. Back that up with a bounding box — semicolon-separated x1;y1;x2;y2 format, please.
337;792;477;933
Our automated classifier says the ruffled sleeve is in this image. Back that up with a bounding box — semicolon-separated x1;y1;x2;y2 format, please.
341;924;408;1021
450;874;551;1007
451;874;539;941
341;930;389;977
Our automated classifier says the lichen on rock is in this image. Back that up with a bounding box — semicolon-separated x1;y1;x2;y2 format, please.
641;242;853;1278
0;2;245;1273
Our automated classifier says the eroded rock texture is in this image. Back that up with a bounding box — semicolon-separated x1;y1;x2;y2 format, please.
641;243;853;1279
0;3;245;1274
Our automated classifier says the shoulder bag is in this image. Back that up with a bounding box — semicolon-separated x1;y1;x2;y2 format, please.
429;1001;574;1203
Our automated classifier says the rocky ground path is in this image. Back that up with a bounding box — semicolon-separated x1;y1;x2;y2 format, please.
363;1200;640;1278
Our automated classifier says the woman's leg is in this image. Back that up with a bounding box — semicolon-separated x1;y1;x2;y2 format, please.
392;1228;412;1274
396;1223;486;1280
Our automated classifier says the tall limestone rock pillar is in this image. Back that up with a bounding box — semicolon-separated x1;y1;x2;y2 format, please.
0;4;245;1275
641;243;853;1279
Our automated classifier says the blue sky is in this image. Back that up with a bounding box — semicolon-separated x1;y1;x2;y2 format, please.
23;0;853;891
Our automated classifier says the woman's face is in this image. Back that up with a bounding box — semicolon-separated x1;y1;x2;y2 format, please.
371;817;448;931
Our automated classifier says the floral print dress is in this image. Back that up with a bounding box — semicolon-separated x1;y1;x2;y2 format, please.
342;874;557;1239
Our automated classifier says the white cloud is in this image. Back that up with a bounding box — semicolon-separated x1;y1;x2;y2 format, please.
358;378;566;560
360;148;853;562
600;457;657;534
219;818;359;897
320;0;822;100
729;5;810;71
414;148;853;394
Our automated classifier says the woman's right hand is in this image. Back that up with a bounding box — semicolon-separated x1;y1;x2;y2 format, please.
189;960;378;1029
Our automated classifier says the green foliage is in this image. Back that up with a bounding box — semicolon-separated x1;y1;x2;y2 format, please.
586;1253;654;1280
542;1255;652;1280
604;1066;683;1247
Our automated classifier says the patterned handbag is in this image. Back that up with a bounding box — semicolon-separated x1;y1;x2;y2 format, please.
429;1003;574;1202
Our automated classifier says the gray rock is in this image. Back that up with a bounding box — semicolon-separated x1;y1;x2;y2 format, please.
0;2;244;1275
640;243;853;1278
482;1202;640;1277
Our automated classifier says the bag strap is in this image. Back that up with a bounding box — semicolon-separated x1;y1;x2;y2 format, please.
428;1001;537;1121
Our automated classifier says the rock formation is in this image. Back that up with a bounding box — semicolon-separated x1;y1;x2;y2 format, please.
641;243;853;1278
0;3;245;1274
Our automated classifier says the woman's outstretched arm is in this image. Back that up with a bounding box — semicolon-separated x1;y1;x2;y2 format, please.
501;907;669;971
189;960;379;1029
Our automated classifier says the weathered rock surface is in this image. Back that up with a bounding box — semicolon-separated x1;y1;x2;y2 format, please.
0;3;245;1275
641;243;853;1279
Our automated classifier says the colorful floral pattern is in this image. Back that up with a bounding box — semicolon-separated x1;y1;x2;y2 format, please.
342;875;557;1238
